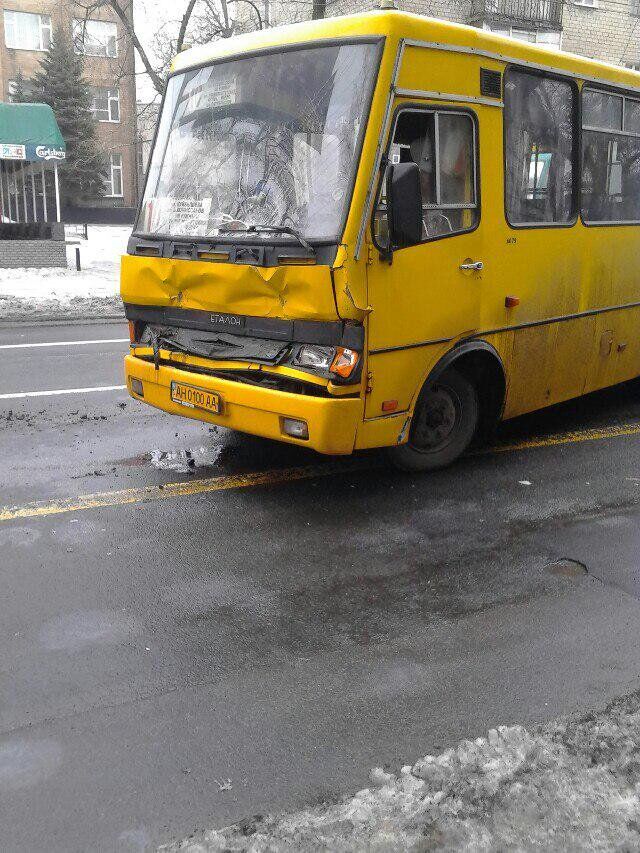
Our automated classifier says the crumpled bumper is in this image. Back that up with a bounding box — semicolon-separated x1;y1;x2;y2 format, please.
124;354;363;455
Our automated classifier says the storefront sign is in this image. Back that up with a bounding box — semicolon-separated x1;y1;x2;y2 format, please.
32;145;66;161
0;143;26;160
0;143;65;162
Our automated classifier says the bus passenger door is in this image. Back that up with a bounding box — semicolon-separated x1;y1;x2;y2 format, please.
365;103;485;419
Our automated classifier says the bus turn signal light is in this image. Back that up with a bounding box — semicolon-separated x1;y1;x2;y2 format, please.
330;347;359;378
382;400;398;412
128;321;137;343
505;295;520;308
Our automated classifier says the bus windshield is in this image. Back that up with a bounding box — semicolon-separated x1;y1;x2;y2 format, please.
137;41;381;243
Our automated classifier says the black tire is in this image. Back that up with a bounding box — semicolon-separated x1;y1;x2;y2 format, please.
387;367;479;472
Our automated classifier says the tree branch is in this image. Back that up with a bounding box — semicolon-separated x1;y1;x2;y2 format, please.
104;0;165;93
227;0;263;30
176;0;199;53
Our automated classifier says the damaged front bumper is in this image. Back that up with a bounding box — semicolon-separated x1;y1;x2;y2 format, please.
124;354;363;455
127;305;365;386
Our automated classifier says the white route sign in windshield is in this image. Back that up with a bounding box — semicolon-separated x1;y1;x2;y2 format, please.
143;197;212;235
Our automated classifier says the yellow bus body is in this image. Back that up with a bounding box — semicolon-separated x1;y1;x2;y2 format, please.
122;11;640;458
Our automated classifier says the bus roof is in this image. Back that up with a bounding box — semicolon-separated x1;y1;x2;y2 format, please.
170;9;640;92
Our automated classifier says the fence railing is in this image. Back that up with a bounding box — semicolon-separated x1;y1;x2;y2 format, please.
65;223;89;240
469;0;563;29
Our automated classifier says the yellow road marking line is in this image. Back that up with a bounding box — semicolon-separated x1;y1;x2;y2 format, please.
486;421;640;454
1;420;639;523
0;460;373;523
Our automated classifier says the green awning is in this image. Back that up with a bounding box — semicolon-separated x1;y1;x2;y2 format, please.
0;103;65;163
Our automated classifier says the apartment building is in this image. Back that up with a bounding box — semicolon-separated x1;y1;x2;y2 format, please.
0;0;138;208
276;0;640;69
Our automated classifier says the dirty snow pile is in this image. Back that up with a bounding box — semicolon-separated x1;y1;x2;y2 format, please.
163;692;640;852
0;225;130;320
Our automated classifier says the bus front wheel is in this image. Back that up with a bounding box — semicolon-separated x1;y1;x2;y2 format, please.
388;367;479;472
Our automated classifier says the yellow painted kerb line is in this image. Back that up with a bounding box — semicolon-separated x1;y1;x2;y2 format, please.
0;461;373;523
1;420;639;523
479;421;640;454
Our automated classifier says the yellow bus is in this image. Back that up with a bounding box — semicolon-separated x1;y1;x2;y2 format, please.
122;9;640;471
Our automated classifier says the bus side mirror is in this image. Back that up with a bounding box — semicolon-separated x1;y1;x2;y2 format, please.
386;162;423;249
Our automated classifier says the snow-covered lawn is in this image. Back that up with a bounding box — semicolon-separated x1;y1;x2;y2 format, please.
162;692;640;851
0;225;130;321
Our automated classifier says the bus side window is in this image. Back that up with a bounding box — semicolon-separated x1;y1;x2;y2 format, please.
582;89;640;223
504;69;577;226
374;108;478;249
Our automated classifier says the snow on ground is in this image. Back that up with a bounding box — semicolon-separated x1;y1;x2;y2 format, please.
162;692;640;852
0;225;130;321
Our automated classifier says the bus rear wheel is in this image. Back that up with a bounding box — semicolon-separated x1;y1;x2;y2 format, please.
388;367;479;472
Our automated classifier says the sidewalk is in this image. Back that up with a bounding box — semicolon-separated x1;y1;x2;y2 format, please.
0;225;129;322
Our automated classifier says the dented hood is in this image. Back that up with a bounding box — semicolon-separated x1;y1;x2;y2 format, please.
120;255;340;322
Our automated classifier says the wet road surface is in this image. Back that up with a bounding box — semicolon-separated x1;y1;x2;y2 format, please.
3;321;640;852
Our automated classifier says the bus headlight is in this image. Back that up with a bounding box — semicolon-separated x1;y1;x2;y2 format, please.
293;344;360;380
294;344;334;371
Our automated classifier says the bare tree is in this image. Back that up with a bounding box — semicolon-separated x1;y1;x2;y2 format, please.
80;0;266;95
74;0;315;97
72;0;165;92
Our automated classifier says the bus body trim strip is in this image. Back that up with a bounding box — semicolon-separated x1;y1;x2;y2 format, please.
395;87;504;107
369;299;640;355
370;337;455;354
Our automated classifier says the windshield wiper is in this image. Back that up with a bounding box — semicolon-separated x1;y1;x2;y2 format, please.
219;223;314;253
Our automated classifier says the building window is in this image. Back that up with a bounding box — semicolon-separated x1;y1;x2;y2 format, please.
582;88;640;222
504;69;577;225
623;61;640;71
104;154;123;197
91;88;120;122
73;19;118;58
136;141;145;176
485;25;562;49
3;10;52;51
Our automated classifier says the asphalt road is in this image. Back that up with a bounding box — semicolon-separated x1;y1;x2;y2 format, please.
3;320;640;852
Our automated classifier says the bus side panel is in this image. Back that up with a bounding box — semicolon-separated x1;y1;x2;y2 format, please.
397;45;505;104
363;341;452;418
501;324;557;418
502;316;599;419
583;227;640;393
586;308;640;393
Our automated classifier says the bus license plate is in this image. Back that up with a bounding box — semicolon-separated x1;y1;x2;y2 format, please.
171;381;222;414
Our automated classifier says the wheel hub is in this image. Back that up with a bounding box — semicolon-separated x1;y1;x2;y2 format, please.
411;384;459;451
